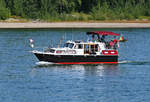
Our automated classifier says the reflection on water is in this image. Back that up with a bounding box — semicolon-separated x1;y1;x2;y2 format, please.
28;64;127;102
34;63;119;77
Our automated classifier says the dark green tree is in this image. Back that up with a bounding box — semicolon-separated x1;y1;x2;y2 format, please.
0;0;10;20
0;0;150;21
23;0;40;19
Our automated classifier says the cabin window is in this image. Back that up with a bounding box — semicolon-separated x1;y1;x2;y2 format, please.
95;44;98;51
78;44;83;49
84;44;89;53
75;44;83;49
91;45;95;52
64;43;74;48
68;43;74;48
90;44;99;52
64;43;68;47
84;44;99;54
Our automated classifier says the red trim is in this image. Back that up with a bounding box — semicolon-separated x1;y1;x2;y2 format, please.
56;62;118;64
102;50;118;55
87;31;120;36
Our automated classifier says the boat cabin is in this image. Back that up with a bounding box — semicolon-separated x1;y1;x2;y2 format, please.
44;31;120;56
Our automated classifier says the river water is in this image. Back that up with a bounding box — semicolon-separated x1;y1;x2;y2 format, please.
0;28;150;102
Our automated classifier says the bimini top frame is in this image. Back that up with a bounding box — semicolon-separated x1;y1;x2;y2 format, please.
87;31;120;36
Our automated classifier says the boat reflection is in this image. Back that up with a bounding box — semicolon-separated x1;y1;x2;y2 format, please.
34;63;119;77
67;64;119;77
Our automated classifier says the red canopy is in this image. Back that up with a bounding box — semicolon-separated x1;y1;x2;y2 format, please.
87;31;120;36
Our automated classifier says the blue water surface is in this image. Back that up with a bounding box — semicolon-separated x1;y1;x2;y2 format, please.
0;28;150;102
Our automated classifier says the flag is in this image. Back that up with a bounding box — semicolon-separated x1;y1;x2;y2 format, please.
29;38;34;48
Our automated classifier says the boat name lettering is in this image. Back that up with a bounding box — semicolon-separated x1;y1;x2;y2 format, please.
56;50;65;53
56;50;76;54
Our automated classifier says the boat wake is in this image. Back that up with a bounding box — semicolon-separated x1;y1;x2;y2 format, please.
36;61;56;66
118;60;150;65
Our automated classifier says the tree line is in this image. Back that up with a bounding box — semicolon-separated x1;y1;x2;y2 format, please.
0;0;150;21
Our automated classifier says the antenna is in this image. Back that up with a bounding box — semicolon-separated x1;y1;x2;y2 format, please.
63;32;66;42
57;35;64;48
48;40;53;48
71;28;74;41
72;34;73;41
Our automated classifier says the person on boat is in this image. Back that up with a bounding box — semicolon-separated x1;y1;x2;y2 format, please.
101;35;105;42
113;39;119;49
29;38;34;48
92;34;95;42
113;39;119;45
109;40;114;49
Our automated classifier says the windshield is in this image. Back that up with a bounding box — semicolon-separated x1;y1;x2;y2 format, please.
64;43;74;48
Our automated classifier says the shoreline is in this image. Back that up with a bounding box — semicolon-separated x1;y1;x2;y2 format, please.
0;22;150;28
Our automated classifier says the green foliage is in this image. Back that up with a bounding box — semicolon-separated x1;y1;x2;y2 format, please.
0;0;150;21
22;0;40;19
12;0;24;16
0;8;10;20
0;0;10;20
